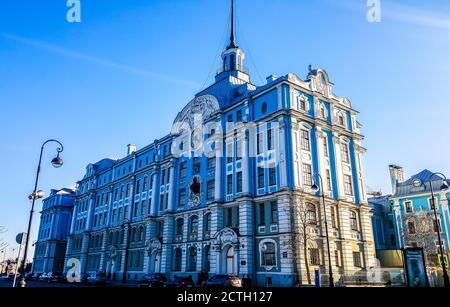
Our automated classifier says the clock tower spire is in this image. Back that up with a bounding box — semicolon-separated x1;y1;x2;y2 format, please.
216;0;250;82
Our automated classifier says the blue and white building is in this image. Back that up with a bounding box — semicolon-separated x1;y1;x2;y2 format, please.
32;187;76;274
370;166;450;258
47;2;376;286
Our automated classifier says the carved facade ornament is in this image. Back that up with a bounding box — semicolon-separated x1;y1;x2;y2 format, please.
145;238;162;256
108;246;118;260
212;227;239;247
189;175;202;207
171;95;220;136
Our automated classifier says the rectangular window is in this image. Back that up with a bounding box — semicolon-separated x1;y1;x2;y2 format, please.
353;252;362;268
227;114;233;122
165;193;169;209
323;136;329;157
259;204;265;226
326;169;332;191
335;250;340;267
161;169;166;186
267;128;274;151
179;162;187;179
341;143;350;163
133;202;139;217
159;194;164;211
257;133;263;155
236;140;243;160
309;248;320;265
226;208;232;227
193;158;201;174
405;201;413;213
236;110;242;122
408;221;416;234
344;175;353;196
236;172;243;193
206;180;215;201
135;180;141;194
258;167;265;189
302;164;312;187
227;143;233;164
178;188;186;207
269;164;276;186
331;206;337;228
301;130;310;151
120;186;124;199
270;202;278;224
227;175;233;195
143;177;148;191
141;200;146;215
207;157;215;170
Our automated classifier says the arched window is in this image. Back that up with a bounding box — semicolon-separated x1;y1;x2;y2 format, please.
306;204;317;225
176;218;184;236
131;227;136;242
261;241;277;266
338;114;346;127
350;211;358;231
187;246;197;272
204;213;212;234
173;248;182;272
190;216;199;234
320;105;326;118
203;245;211;272
230;54;236;70
138;226;144;242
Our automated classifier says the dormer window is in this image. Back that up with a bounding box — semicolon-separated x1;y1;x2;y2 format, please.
230;54;236;70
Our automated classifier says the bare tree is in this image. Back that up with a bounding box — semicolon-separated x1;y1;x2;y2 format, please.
402;211;439;267
284;196;318;285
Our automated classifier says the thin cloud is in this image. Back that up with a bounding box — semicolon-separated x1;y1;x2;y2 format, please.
331;0;450;30
1;33;201;88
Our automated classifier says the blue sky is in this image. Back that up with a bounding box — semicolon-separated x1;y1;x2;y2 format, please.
0;0;449;259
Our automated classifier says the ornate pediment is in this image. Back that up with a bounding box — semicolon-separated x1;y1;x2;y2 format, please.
171;95;220;136
212;227;239;246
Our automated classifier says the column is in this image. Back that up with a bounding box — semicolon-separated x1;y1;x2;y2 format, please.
278;118;288;188
359;205;376;268
337;205;355;274
242;131;250;194
168;164;175;212
215;151;222;201
85;195;95;232
238;201;254;276
99;230;108;271
151;167;160;216
332;133;345;198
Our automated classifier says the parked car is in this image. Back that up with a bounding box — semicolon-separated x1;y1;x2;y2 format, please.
202;275;243;288
32;273;43;281
45;272;65;283
87;272;109;286
138;273;167;288
39;272;48;282
164;276;195;288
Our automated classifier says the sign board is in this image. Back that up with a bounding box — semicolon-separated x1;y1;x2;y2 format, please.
314;269;321;288
402;248;429;288
438;254;449;269
16;233;27;245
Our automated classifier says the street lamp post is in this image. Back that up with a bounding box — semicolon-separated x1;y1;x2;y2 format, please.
19;139;64;288
428;172;450;288
311;173;334;288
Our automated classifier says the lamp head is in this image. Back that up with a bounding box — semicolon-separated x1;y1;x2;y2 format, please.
311;183;320;193
440;180;449;191
51;153;64;168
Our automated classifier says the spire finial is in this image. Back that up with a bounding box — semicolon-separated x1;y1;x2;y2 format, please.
228;0;237;49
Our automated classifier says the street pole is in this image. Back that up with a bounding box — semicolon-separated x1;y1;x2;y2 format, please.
312;173;334;288
19;139;64;288
429;173;450;288
13;243;23;287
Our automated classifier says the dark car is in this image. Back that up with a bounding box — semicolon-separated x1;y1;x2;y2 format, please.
164;276;195;288
24;273;34;281
202;275;243;288
32;273;43;281
87;272;109;286
138;273;167;288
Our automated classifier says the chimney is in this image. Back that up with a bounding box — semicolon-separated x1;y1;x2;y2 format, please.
389;164;404;194
266;74;277;84
127;144;137;156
